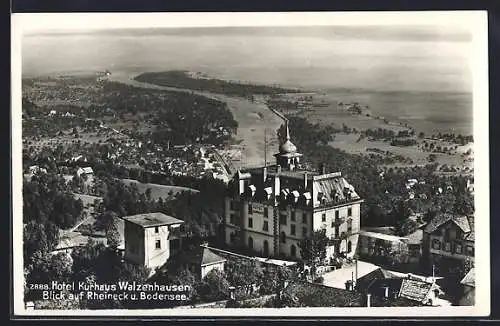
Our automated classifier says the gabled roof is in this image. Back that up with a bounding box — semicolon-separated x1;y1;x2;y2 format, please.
424;213;472;235
282;281;422;307
183;246;226;266
460;268;475;287
120;212;184;228
399;279;435;302
406;229;423;245
357;267;399;292
465;217;475;241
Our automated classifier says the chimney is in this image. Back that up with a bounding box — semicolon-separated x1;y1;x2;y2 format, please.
320;163;326;175
304;171;308;189
366;294;371;308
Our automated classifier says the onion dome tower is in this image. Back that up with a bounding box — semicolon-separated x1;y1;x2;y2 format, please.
274;120;303;171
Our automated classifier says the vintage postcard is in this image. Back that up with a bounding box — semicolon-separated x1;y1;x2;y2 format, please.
11;11;490;318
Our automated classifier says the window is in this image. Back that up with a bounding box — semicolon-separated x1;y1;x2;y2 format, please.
302;227;308;237
335;227;340;238
263;240;269;256
263;221;269;232
291;211;296;222
466;245;474;256
347;219;353;234
154;226;159;233
248;204;253;214
455;244;463;254
230;214;236;225
291;224;296;236
248;236;254;250
280;214;287;225
248;217;253;228
322;213;326;222
444;242;451;252
347;207;352;217
280;232;286;243
230;200;239;211
302;212;307;224
155;240;161;249
264;207;269;218
291;244;297;257
432;239;441;250
335;210;339;219
347;241;352;253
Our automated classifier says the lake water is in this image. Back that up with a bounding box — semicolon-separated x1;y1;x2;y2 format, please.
21;28;473;134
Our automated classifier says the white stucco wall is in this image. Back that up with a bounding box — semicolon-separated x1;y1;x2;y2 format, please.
201;261;226;279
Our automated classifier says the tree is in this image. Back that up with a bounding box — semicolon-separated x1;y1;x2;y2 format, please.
225;259;264;297
170;268;198;302
106;217;121;249
393;218;419;236
196;269;230;302
299;229;329;277
23;220;59;265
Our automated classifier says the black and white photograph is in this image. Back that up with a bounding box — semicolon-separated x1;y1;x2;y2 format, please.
11;11;490;317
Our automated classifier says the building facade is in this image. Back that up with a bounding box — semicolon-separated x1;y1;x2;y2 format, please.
224;121;363;260
120;212;184;269
422;213;474;274
357;230;410;265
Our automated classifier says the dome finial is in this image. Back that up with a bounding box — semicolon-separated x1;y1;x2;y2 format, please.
285;120;291;141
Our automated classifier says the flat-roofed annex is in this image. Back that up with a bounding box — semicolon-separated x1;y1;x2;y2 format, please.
120;212;184;228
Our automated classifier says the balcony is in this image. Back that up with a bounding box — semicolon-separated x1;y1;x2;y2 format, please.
331;217;346;226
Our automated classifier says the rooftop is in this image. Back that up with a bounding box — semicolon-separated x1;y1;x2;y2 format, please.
120;212;184;228
424;213;474;240
183;246;227;266
244;165;319;179
399;278;436;303
359;230;408;243
460;268;475;287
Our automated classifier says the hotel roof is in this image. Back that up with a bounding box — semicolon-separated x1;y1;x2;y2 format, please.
120;212;184;228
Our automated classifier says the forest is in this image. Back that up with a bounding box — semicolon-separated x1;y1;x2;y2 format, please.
134;71;299;98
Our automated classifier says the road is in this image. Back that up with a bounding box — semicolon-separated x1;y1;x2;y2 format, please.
108;71;284;169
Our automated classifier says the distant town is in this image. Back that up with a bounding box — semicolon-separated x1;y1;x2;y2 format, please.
22;69;475;310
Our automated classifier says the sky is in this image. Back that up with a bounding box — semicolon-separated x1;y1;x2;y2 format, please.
12;11;483;34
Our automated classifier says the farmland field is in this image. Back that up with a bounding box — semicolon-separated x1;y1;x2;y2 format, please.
119;178;199;201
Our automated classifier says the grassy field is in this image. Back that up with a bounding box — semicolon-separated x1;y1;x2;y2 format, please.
329;133;473;170
119;178;199;201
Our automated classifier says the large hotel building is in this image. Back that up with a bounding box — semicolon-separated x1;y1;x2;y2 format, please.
224;121;364;260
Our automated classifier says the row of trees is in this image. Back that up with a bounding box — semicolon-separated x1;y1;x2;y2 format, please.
134;71;298;98
23;172;84;229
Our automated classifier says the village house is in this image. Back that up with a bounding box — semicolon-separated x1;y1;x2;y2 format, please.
357;230;410;265
119;212;184;270
282;280;422;307
422;213;474;274
355;268;444;306
176;245;227;280
76;166;93;178
224;121;363;260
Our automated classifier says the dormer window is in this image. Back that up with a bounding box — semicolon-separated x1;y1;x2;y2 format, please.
264;187;273;200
